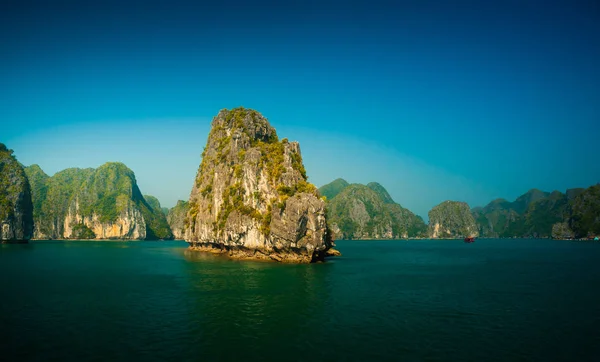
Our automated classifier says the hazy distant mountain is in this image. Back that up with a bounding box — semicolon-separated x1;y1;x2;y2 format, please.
321;180;426;239
474;186;600;239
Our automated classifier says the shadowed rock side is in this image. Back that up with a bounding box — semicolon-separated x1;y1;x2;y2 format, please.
142;195;174;240
24;162;173;240
0;143;34;242
184;107;333;263
472;187;598;239
167;200;189;239
322;181;427;239
565;184;600;238
428;201;478;238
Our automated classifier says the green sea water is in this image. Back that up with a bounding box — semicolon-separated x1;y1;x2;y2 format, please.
1;239;599;361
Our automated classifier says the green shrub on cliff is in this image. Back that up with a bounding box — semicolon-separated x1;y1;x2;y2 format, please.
70;223;96;239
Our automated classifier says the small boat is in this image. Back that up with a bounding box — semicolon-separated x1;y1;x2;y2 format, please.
464;237;475;243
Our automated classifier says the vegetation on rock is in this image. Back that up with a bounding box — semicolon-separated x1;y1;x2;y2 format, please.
428;201;478;238
24;162;173;240
473;186;600;239
319;178;349;201
321;180;426;239
70;223;96;239
141;195;173;239
167;200;189;239
568;184;600;238
0;143;34;242
185;107;332;262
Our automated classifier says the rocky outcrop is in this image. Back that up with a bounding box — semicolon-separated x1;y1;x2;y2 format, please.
167;200;189;239
428;201;478;238
0;143;33;242
184;107;332;263
323;181;427;239
24;162;173;240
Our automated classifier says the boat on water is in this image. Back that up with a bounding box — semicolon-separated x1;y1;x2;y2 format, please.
464;237;475;243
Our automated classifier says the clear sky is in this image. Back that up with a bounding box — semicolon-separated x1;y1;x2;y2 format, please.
2;0;599;219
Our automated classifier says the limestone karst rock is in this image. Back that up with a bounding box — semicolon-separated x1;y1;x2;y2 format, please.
320;181;426;239
0;143;34;242
24;162;172;240
184;107;332;262
428;201;478;239
167;200;189;239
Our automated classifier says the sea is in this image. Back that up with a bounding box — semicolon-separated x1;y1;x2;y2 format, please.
1;239;599;362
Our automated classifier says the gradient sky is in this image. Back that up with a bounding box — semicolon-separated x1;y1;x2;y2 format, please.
2;0;599;219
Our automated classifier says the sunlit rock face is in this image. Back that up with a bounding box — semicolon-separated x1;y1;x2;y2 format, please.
184;107;333;263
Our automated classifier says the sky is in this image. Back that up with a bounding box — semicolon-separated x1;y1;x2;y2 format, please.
1;0;599;219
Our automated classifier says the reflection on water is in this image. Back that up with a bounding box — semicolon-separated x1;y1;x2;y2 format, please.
180;248;333;359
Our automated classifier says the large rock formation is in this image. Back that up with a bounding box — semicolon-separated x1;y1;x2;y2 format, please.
167;200;189;239
428;201;478;238
568;184;600;238
24;162;173;240
184;107;332;262
0;143;33;242
321;180;427;239
473;188;577;238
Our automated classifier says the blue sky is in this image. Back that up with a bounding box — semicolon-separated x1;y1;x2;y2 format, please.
2;0;599;218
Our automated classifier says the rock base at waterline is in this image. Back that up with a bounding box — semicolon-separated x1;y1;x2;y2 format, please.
188;243;329;263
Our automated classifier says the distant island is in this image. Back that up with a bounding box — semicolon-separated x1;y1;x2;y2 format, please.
319;179;427;239
320;179;600;240
473;187;600;239
24;162;172;240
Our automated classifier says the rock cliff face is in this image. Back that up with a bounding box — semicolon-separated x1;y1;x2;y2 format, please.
428;201;478;238
568;184;600;238
184;107;332;263
167;200;189;239
322;180;427;239
24;162;173;240
0;143;34;242
473;189;575;238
